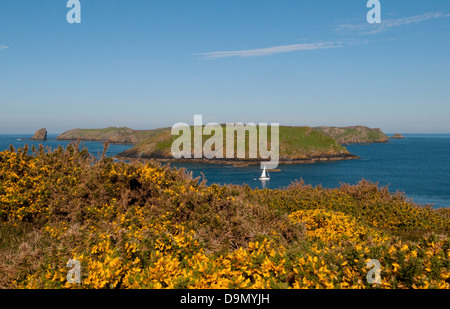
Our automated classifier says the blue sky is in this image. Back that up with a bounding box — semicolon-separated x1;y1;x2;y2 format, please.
0;0;449;134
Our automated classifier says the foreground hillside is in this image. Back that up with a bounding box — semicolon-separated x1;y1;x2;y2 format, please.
0;143;449;289
118;126;356;164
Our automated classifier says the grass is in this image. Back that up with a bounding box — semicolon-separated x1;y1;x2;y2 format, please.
120;125;350;160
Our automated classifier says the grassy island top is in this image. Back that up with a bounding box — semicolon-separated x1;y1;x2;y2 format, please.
118;125;354;162
57;127;167;144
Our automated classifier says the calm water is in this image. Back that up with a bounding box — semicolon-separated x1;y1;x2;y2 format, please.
1;134;449;208
0;134;132;158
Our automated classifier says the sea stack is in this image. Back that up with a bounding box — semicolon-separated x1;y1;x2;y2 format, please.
390;133;405;139
30;128;47;141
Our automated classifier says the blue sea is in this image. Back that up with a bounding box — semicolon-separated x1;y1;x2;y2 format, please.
1;134;449;208
0;134;132;159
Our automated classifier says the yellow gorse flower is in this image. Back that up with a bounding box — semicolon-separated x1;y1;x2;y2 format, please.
2;143;449;290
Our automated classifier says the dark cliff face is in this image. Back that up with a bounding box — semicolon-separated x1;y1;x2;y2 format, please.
30;128;47;141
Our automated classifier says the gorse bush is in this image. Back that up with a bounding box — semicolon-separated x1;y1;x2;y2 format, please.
0;142;448;289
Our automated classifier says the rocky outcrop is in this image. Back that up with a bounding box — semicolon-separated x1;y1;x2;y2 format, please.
30;128;47;141
313;126;389;145
390;133;405;139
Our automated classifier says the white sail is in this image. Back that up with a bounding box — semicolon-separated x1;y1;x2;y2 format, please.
259;166;270;180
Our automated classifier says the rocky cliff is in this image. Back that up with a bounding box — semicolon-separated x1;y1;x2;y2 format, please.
30;128;47;141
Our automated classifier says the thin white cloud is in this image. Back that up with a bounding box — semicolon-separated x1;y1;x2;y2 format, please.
0;45;10;51
198;41;342;59
337;12;450;35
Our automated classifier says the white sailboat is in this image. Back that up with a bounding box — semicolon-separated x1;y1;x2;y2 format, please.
259;166;270;181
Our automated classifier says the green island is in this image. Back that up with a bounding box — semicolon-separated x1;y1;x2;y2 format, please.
0;142;448;289
116;125;357;165
55;125;393;165
56;127;167;144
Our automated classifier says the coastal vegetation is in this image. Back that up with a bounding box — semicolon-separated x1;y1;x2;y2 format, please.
0;142;448;289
